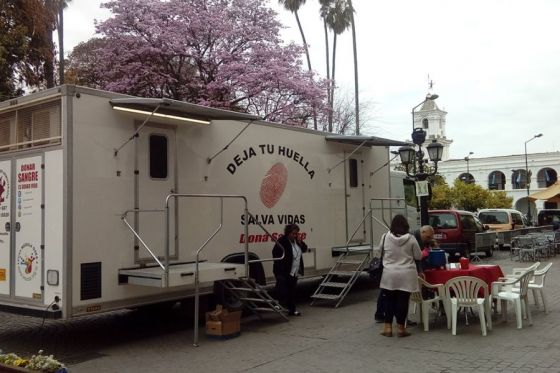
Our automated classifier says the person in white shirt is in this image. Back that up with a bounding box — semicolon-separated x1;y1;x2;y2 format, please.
379;215;422;337
272;224;308;316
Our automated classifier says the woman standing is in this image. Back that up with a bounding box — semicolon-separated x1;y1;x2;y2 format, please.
379;214;422;337
272;224;308;316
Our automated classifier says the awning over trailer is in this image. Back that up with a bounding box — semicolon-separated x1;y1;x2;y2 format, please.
110;97;260;123
325;135;409;147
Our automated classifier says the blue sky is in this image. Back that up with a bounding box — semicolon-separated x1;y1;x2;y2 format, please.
64;0;560;159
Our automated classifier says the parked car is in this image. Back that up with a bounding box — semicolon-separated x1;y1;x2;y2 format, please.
537;209;560;227
428;210;490;260
477;209;526;232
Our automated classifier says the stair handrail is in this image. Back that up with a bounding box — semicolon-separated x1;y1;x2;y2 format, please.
342;198;406;254
343;208;374;254
164;193;250;347
121;209;166;271
368;197;407;249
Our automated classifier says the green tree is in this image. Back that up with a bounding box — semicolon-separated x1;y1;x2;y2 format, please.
429;182;453;209
65;38;107;87
0;1;28;98
451;179;490;212
485;190;513;209
0;0;59;95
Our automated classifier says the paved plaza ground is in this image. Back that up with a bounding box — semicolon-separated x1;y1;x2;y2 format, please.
1;251;560;372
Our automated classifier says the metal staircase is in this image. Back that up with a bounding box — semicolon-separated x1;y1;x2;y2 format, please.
220;278;289;320
310;197;408;308
310;245;372;308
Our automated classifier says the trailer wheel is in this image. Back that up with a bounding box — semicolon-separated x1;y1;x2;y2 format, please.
485;246;494;257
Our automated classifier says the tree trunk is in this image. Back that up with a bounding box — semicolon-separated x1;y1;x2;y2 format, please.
349;1;359;135
323;21;330;132
44;0;55;88
58;2;64;84
329;33;337;133
295;11;311;72
294;10;316;130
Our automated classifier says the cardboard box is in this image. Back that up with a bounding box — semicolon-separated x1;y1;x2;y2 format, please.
205;304;224;322
205;305;242;337
205;320;224;336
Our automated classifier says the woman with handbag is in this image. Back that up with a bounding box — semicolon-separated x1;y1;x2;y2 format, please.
379;214;422;337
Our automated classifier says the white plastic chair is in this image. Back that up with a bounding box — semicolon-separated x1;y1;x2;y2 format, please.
504;262;540;278
492;270;534;329
444;276;492;336
410;277;448;331
512;263;553;314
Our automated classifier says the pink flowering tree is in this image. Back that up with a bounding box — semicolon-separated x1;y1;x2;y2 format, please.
68;0;328;127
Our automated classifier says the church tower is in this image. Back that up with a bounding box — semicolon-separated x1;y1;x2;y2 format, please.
413;94;453;161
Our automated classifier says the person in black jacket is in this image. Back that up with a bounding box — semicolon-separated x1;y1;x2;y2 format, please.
272;224;308;316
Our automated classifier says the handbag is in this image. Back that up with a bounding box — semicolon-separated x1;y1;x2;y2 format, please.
368;233;386;280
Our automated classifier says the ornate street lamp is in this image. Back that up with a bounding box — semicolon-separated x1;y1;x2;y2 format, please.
525;133;543;225
464;152;474;175
399;125;443;225
399;95;444;226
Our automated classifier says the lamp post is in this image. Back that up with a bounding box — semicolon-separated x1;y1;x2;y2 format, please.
464;152;474;174
399;94;444;226
525;133;543;225
464;152;474;183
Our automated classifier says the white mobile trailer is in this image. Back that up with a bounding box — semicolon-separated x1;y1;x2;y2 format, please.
0;85;406;319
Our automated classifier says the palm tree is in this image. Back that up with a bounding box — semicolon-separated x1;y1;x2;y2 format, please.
348;0;359;135
320;0;353;132
56;0;71;84
279;0;319;130
43;0;71;86
43;0;56;87
278;0;311;72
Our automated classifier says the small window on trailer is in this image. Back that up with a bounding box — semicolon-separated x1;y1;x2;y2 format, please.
150;134;168;179
349;158;358;188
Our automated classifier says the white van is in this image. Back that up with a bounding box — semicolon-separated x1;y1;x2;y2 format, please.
477;209;526;232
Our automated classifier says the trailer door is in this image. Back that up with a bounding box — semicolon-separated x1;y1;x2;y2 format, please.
136;125;177;263
0;160;11;297
346;154;366;243
14;155;43;301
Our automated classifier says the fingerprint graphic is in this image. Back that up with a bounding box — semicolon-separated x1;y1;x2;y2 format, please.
260;163;288;208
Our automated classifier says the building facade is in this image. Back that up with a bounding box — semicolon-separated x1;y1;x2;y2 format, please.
437;153;560;220
411;93;560;222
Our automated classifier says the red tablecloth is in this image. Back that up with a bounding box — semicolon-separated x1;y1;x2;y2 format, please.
424;264;504;291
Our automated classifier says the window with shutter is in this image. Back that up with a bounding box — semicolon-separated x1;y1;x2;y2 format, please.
0;99;63;153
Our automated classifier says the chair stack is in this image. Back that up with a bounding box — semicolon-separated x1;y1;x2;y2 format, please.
511;233;554;262
492;269;535;329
